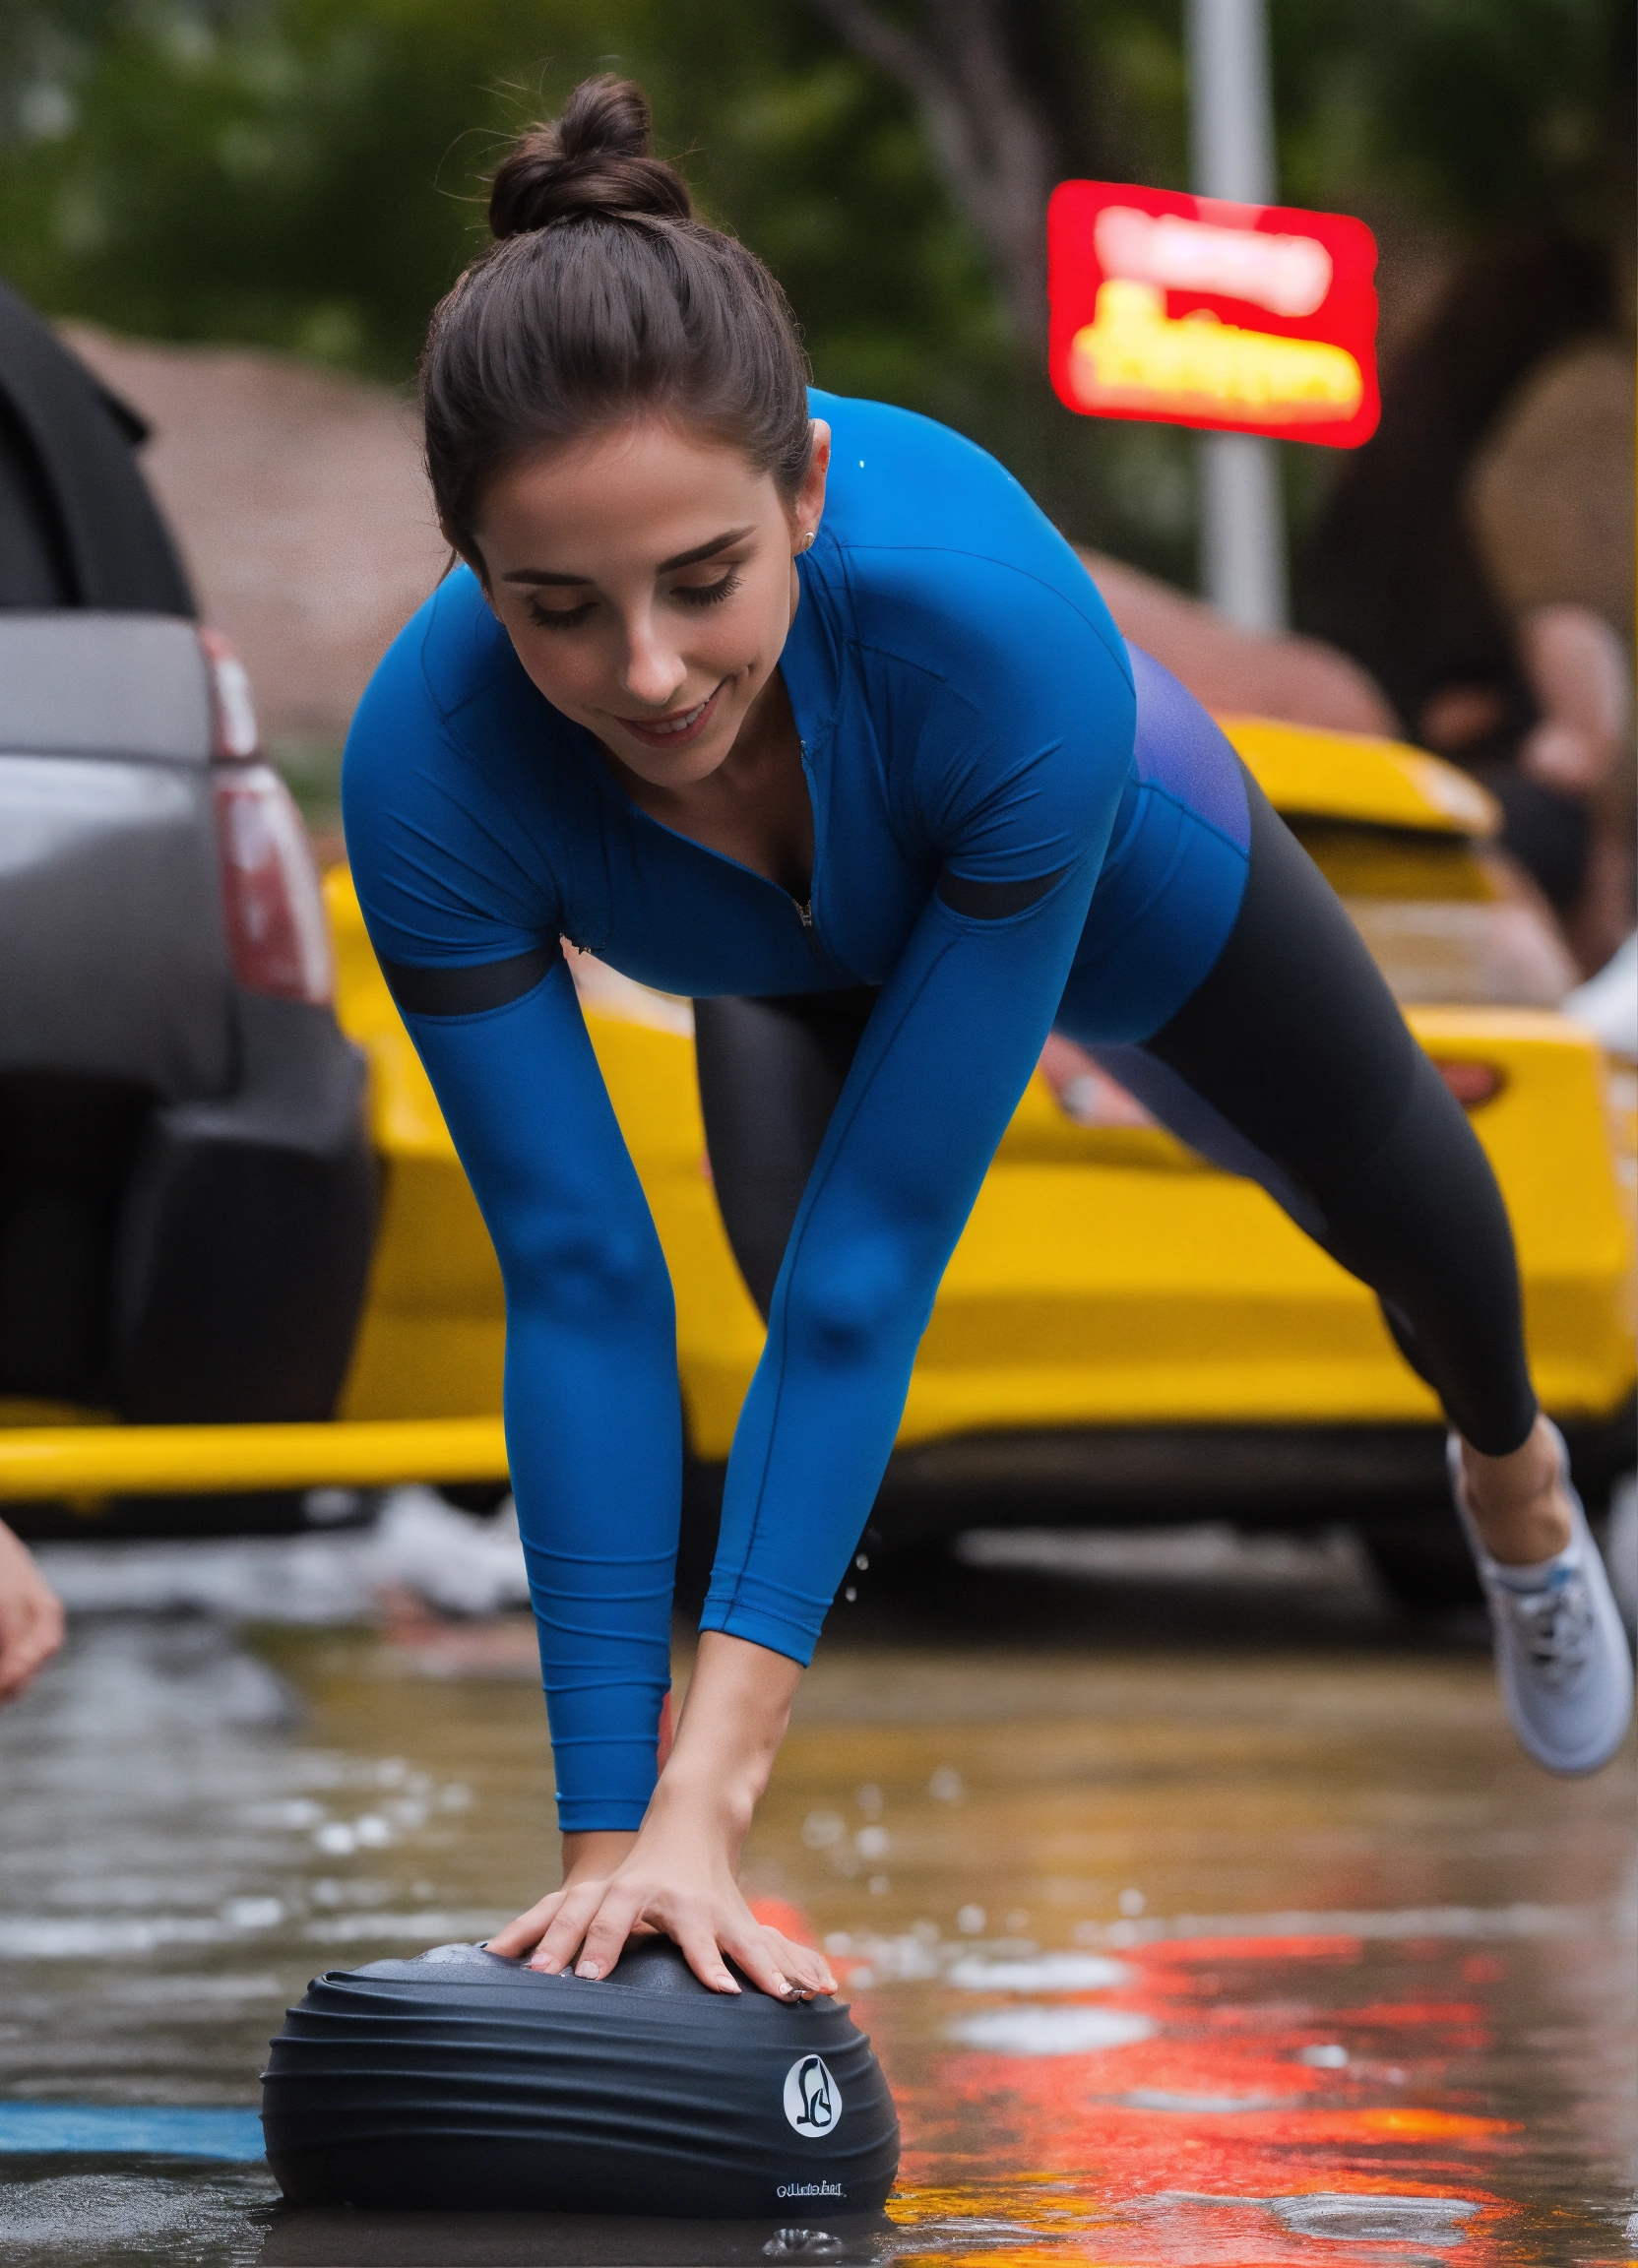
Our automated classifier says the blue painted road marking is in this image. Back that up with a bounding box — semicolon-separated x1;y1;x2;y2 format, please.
0;2103;266;2159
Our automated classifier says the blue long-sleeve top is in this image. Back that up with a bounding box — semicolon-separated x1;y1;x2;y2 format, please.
343;390;1251;1827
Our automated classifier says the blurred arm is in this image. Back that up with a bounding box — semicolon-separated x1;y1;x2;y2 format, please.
0;1519;65;1702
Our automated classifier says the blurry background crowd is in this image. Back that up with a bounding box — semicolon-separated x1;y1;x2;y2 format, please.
1;0;1633;961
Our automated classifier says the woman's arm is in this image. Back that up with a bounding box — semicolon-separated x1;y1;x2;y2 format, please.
394;961;832;1994
396;954;683;1833
345;594;833;1992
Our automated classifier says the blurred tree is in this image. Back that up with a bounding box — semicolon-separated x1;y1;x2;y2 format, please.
805;0;1109;347
1284;0;1634;718
0;0;1628;588
0;0;1200;573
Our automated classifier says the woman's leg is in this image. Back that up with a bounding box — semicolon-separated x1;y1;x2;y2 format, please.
1085;774;1631;1770
1092;771;1540;1464
693;990;875;1321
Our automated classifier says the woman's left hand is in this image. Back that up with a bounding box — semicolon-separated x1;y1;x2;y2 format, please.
518;1792;833;1999
487;1632;835;1999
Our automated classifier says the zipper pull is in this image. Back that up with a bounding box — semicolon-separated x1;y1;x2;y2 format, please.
794;899;814;928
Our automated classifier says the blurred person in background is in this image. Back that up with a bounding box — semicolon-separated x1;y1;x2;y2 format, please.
1298;232;1636;974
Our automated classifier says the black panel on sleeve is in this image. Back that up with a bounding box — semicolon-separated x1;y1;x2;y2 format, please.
381;943;558;1018
936;866;1068;918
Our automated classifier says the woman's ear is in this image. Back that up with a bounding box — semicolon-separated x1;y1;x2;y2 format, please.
794;420;831;545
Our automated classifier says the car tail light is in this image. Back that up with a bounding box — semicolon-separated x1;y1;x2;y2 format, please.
214;764;334;1004
200;627;260;759
1432;1057;1505;1108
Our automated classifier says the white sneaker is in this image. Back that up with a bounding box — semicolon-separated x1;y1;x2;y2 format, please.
1449;1423;1633;1775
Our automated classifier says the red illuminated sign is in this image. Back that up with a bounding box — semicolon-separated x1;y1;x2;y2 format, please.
1048;181;1379;448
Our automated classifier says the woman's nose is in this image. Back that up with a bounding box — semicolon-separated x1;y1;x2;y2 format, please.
620;623;687;710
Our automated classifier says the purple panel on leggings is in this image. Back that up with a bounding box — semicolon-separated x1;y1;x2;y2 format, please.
1127;645;1250;850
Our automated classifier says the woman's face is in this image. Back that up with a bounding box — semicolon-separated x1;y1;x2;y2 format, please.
467;416;831;790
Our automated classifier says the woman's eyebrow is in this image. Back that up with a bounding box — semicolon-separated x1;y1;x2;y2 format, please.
657;526;754;571
500;527;754;587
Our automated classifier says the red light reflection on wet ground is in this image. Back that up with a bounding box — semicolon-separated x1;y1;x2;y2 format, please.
859;1930;1528;2263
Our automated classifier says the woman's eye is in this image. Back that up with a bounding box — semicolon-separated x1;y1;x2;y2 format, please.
529;598;595;632
671;571;741;610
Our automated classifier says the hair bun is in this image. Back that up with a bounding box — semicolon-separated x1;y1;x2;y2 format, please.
489;75;692;239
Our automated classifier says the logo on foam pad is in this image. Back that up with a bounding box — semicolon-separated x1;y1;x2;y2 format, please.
783;2053;841;2136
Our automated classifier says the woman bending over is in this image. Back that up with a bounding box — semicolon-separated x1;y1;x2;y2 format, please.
344;78;1631;2003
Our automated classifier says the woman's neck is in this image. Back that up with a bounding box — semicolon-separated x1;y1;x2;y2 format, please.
598;669;814;901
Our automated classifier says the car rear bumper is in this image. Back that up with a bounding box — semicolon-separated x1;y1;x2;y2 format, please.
112;991;377;1420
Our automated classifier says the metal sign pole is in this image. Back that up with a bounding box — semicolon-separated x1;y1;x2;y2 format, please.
1186;0;1289;632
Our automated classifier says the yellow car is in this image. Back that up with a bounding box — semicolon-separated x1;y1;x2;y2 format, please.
6;719;1632;1605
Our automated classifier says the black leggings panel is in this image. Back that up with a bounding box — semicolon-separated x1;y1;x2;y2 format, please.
692;771;1538;1456
693;986;878;1322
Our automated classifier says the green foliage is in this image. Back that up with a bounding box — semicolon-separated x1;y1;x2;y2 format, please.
0;3;980;382
1271;0;1632;235
0;0;1624;580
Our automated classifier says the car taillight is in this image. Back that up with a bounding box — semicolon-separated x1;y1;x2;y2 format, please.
214;764;334;1004
1432;1057;1506;1108
200;627;259;759
200;626;334;1005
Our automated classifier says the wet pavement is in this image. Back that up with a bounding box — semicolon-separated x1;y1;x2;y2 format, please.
1;1508;1633;2265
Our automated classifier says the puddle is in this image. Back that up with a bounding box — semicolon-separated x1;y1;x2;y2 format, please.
1;1523;1632;2263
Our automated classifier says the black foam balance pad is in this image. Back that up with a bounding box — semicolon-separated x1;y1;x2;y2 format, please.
261;1938;900;2219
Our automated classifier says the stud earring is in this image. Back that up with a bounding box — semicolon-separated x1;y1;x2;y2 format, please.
796;531;815;553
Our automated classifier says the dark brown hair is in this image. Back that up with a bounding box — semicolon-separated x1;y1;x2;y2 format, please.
422;76;813;553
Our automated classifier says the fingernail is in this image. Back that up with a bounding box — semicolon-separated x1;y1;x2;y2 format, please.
771;1974;788;1993
717;1974;740;1992
576;1961;600;1980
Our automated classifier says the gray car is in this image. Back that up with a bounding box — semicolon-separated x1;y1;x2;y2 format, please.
0;283;374;1439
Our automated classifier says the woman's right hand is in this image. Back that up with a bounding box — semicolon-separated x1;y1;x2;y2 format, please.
489;1830;641;1968
0;1519;65;1703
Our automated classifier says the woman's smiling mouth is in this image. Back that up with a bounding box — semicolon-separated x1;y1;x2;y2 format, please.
615;680;727;751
